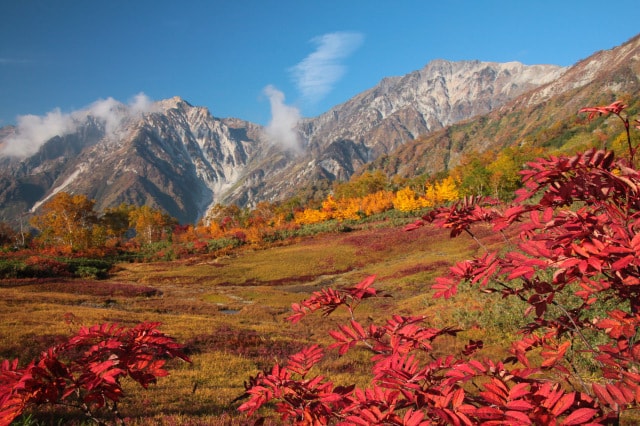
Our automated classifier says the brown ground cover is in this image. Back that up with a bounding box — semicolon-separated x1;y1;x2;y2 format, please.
0;219;510;424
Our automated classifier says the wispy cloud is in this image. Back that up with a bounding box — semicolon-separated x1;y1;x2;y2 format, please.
0;57;30;65
260;31;363;152
1;93;157;158
263;85;301;152
290;31;364;103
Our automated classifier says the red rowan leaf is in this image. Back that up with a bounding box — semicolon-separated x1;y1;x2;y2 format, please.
451;387;465;409
88;360;126;386
328;328;358;355
480;390;506;406
535;300;547;318
587;256;603;272
618;381;637;402
505;410;532;424
606;383;630;405
551;392;575;416
475;406;504;419
506;399;534;411
508;383;531;400
631;232;640;250
340;323;358;340
468;359;487;373
560;407;598;425
611;255;635;270
345;275;378;300
287;311;306;324
432;276;459;299
346;416;372;425
286;345;324;377
541;341;570;368
487;378;509;397
350;320;367;339
508;265;536;280
402;408;428;426
592;383;616;409
559;257;581;269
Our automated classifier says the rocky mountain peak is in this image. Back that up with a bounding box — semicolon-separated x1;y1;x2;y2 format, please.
1;34;636;225
156;96;193;112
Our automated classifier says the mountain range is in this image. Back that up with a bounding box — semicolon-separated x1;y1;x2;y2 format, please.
0;34;639;224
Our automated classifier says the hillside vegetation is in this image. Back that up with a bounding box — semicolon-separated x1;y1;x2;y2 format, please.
3;98;640;424
0;39;639;422
1;213;490;424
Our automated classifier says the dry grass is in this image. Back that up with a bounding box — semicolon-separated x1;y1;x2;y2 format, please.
1;219;504;424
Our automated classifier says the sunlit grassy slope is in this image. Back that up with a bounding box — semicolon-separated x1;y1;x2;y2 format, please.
0;218;526;424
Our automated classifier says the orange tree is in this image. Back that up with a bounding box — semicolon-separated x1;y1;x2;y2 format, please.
128;205;176;246
30;192;99;251
238;101;640;424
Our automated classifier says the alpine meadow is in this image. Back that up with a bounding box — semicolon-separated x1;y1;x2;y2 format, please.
1;29;640;426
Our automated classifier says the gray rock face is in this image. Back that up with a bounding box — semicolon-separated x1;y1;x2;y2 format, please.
236;60;565;205
0;59;566;223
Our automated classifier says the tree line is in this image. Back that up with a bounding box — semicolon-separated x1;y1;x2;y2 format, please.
0;144;562;255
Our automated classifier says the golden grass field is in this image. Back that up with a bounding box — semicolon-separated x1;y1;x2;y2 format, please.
0;219;529;424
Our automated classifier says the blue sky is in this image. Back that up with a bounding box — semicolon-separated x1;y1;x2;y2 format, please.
1;0;638;128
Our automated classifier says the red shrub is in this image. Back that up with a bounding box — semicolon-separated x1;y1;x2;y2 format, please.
0;322;189;425
238;101;640;424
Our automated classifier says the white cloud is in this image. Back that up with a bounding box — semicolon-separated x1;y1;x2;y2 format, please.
85;97;125;136
1;109;77;157
1;93;157;158
290;31;364;102
263;85;301;152
129;92;154;115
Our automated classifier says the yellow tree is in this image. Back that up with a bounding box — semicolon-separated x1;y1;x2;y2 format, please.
393;187;425;212
321;195;339;218
334;197;361;221
30;192;98;250
294;208;329;225
486;146;543;200
450;152;492;197
361;190;394;216
424;176;460;207
244;201;279;244
423;183;437;208
333;170;388;199
435;176;459;203
128;205;175;245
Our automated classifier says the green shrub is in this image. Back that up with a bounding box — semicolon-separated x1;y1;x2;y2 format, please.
65;258;112;279
74;266;102;279
207;238;240;251
0;258;24;279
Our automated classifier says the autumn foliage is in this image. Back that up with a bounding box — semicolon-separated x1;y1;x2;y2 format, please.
0;322;189;425
238;101;640;424
3;100;640;424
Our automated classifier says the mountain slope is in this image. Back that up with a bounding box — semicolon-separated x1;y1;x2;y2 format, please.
363;34;640;179
0;98;267;223
222;60;565;205
6;37;639;224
